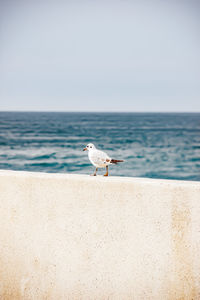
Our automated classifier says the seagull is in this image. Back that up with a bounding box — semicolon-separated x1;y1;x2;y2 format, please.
83;143;124;176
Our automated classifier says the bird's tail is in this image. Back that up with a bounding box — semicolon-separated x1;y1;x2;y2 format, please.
110;159;124;164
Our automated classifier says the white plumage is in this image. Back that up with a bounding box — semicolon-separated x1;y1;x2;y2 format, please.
89;147;111;168
83;143;124;176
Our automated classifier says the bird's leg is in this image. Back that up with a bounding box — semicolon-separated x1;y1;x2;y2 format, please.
94;167;98;176
91;167;98;176
104;165;108;176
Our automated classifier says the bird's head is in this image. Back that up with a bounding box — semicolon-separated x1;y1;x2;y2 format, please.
83;143;95;151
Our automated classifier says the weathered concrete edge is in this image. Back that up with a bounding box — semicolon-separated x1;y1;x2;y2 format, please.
0;169;199;188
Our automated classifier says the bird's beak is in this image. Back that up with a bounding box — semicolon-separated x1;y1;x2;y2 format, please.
83;148;87;151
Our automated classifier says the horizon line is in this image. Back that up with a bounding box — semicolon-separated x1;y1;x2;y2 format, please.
0;110;200;114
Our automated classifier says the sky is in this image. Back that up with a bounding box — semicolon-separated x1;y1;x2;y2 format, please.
0;0;200;112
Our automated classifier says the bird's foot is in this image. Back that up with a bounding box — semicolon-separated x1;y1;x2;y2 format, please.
90;174;96;176
103;173;108;177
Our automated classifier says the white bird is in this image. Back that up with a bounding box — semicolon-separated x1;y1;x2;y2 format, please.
83;143;124;176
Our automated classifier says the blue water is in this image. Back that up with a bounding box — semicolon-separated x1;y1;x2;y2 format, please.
0;112;199;181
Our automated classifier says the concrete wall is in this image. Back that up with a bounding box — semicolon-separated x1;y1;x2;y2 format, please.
0;170;200;300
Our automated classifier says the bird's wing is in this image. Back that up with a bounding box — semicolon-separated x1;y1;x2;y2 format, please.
91;149;111;165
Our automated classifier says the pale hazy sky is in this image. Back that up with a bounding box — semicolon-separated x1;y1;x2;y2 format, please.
0;0;200;112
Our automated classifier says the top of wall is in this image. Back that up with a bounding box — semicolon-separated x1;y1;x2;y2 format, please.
0;170;199;188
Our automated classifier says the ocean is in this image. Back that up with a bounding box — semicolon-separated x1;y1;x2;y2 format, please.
0;112;199;181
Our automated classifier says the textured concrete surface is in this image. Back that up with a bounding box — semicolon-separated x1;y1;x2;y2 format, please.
0;170;200;300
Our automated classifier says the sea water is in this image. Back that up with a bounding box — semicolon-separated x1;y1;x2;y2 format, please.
0;112;199;181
